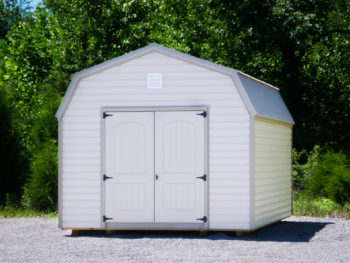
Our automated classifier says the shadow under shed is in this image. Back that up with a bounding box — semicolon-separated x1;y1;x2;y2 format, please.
66;220;333;243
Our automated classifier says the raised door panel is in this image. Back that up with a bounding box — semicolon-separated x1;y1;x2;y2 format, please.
105;112;154;222
155;111;205;223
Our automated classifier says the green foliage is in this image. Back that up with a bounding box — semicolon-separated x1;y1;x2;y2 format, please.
3;8;62;157
209;0;350;152
20;77;61;211
0;195;58;217
0;207;58;218
306;151;350;204
292;145;320;190
293;146;350;205
22;139;58;211
293;191;350;218
1;0;350;211
43;0;153;72
0;89;27;203
0;0;31;38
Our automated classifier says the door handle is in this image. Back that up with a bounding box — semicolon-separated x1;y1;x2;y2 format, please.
155;174;159;180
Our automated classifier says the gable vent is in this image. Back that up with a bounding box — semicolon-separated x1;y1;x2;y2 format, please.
148;73;162;89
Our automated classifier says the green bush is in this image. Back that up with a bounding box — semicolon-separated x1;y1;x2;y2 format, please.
0;89;28;204
292;145;320;190
22;139;58;211
293;190;350;218
306;151;350;204
293;146;350;205
20;75;62;211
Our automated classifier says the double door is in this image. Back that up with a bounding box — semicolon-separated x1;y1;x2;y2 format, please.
104;111;206;223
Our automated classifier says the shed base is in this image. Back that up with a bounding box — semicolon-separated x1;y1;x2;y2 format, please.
64;218;289;237
65;228;255;237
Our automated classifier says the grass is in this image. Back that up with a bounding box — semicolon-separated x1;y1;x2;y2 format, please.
1;191;350;219
293;190;350;219
0;205;57;218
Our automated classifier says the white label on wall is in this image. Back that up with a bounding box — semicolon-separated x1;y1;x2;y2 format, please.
148;73;162;89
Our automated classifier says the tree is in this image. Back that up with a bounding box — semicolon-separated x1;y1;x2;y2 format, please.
208;0;350;151
1;1;156;208
0;0;31;38
0;0;31;204
1;0;349;209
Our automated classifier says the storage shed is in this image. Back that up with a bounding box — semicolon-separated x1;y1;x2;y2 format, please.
56;43;294;232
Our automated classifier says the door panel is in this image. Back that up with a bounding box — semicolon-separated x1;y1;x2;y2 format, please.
105;112;154;222
155;111;205;223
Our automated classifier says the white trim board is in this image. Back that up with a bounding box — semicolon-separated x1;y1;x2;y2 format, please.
100;106;209;229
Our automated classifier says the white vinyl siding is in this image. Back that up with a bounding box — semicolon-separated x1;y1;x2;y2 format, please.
254;119;292;229
61;52;251;229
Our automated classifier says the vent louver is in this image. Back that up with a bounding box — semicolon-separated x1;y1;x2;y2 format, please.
148;73;162;89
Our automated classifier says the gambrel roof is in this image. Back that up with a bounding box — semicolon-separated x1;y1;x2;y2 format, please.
56;43;294;124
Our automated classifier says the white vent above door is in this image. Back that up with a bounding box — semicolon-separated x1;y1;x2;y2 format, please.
147;73;162;89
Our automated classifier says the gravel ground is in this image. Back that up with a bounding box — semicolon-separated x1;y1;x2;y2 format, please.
0;216;349;263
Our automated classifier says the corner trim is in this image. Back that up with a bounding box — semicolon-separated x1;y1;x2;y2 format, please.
249;116;255;230
58;118;63;228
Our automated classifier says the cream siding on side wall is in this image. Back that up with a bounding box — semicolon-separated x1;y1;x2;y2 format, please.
254;119;292;229
61;51;251;229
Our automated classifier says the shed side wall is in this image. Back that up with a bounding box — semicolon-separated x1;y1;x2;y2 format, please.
254;119;292;228
61;52;251;229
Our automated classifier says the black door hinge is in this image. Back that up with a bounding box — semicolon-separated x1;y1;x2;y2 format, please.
103;112;113;119
196;216;207;223
103;215;113;222
103;174;113;181
196;174;207;181
196;111;207;118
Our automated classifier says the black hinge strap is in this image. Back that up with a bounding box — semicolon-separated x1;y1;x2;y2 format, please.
196;174;207;181
103;215;113;222
103;112;113;119
103;174;113;181
196;216;207;223
196;111;207;118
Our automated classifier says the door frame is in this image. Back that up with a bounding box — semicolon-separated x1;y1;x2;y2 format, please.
100;106;209;230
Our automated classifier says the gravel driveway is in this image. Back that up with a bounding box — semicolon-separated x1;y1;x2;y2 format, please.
0;216;349;263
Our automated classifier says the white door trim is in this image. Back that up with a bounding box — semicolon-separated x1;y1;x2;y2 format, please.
102;106;208;112
101;106;209;229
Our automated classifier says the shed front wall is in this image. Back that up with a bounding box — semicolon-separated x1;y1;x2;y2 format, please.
254;118;292;229
61;51;251;229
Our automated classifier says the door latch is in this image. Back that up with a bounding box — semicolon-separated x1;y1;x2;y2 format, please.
196;216;207;223
103;215;113;222
196;111;207;118
155;174;159;180
103;174;114;181
103;112;113;119
196;174;207;181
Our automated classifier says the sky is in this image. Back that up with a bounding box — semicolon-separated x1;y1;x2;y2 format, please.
30;0;42;9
